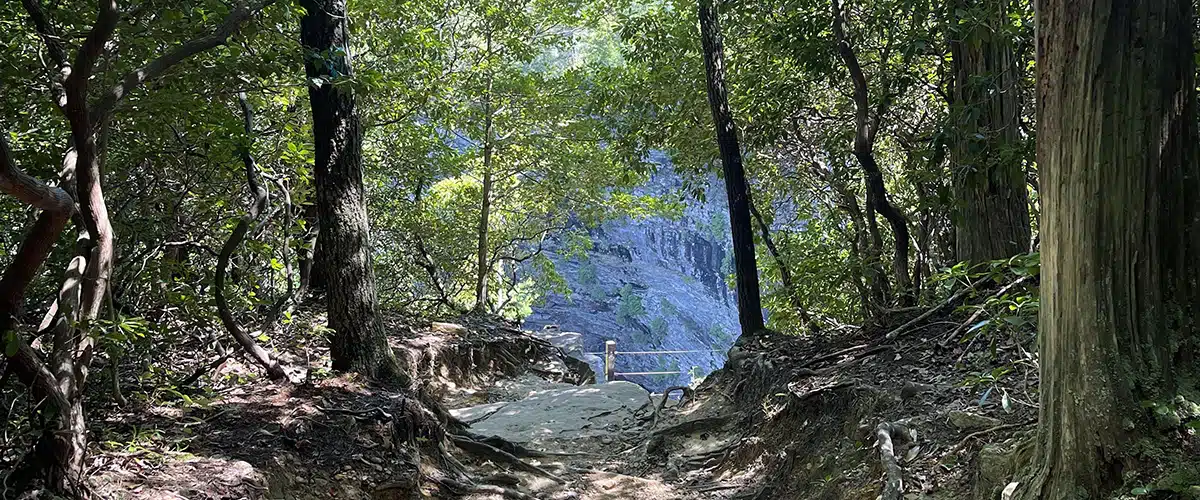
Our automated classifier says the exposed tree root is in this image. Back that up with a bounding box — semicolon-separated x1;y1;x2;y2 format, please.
430;475;537;500
876;421;914;500
648;385;695;430
949;420;1033;455
646;415;732;455
452;429;586;459
448;433;565;483
789;381;856;403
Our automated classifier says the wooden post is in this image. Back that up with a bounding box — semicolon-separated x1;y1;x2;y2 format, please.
604;340;616;382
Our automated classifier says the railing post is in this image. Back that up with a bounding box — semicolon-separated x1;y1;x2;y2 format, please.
604;340;616;382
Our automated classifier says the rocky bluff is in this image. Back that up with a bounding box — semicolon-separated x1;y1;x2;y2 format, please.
523;165;740;391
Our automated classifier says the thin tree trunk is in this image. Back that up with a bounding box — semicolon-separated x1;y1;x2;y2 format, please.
863;200;889;305
413;179;458;312
42;3;120;489
748;197;814;328
300;0;405;381
824;164;887;314
473;32;495;314
214;93;290;382
474;167;493;312
948;0;1031;263
814;162;875;319
1021;1;1200;497
297;202;323;293
831;0;912;306
698;0;765;336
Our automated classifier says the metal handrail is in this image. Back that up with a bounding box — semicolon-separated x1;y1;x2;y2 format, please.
595;340;727;381
583;349;724;355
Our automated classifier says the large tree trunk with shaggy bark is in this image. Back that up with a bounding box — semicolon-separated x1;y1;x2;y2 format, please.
1021;1;1200;498
948;0;1031;263
300;0;405;380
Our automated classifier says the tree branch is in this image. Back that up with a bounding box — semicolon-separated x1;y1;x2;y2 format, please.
0;134;74;214
20;0;71;110
91;0;279;124
214;93;290;382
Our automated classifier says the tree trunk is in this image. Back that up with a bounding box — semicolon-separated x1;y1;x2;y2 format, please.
831;0;912;306
473;32;495;314
748;197;814;328
948;0;1031;263
0;135;78;495
297;202;323;294
1021;1;1200;497
473;169;492;312
697;0;765;336
819;163;884;316
214;93;290;382
863;199;890;307
300;0;405;381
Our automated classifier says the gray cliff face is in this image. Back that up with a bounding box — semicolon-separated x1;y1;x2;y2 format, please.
523;170;739;391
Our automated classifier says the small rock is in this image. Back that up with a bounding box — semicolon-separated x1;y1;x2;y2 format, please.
295;476;309;485
600;435;614;445
948;410;1001;431
900;382;935;400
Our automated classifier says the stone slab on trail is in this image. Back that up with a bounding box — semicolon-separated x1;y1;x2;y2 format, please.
452;381;650;445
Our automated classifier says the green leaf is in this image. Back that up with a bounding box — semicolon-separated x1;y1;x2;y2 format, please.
4;331;18;357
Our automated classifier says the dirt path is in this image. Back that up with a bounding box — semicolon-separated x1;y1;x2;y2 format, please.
446;378;703;500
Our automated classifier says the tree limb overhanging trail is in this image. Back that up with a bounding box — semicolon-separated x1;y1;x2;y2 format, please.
89;0;281;125
884;284;977;340
941;276;1032;345
214;92;292;382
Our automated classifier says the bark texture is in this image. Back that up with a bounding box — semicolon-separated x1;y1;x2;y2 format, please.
949;0;1031;263
301;0;405;380
1024;1;1200;497
697;0;765;336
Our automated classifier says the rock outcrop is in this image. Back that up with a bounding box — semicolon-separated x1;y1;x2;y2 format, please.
524;162;740;391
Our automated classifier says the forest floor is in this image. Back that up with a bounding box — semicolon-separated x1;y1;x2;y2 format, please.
69;306;1041;500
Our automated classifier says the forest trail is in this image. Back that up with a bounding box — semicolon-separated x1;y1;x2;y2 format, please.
80;310;1039;500
85;314;703;500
